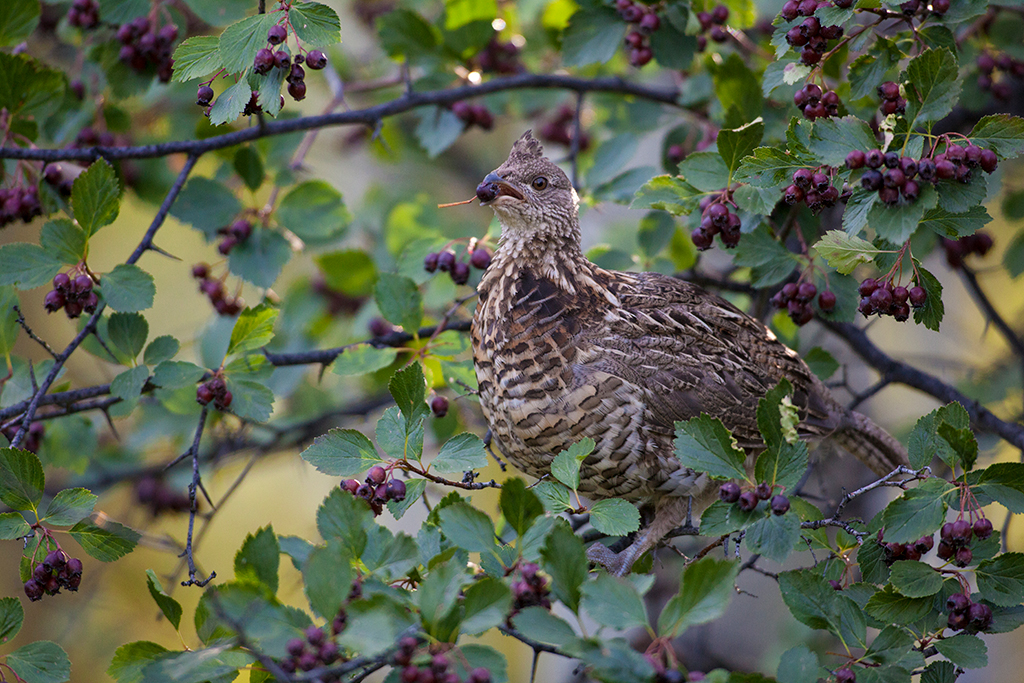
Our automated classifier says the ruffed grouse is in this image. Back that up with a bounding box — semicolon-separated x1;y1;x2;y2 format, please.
471;131;908;575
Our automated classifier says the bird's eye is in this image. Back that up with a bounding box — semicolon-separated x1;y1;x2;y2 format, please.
531;176;549;190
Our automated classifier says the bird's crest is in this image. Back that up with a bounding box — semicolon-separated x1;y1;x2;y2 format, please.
508;130;544;164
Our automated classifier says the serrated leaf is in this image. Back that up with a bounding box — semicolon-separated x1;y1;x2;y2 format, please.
227;228;291;288
657;558;739;636
72;159;120;237
499;477;543;537
732;227;798;287
432;433;487;473
41;488;97;527
107;312;148;361
460;576;511;635
69;520;139;561
301;429;383;477
936;172;987;214
0;596;24;644
880;479;951;543
234;525;279;594
232;146;263;191
0;447;44;512
208;78;252;126
541;521;587;612
389;362;428;423
968;114;1024;159
912;266;943;331
145;569;183;631
288;2;341;48
868;182;937;244
171;177;242;240
0;511;31;540
780;569;867;645
805;347;839;379
218;12;278;74
934;633;987;669
110;365;148;402
377;9;440;60
276;180;351;243
920;205;991;238
171;36;223;82
108;641;170;683
842;188;879;237
674;414;748;481
589;499;640;536
375;273;422;335
808;116;879;167
717;119;764;175
332;344;397;375
889;560;943;597
39;219;87;265
562;7;626;67
735;146;817;188
975;462;1024;513
745;511;800;562
776;644;819;683
7;641;71;683
679;151;730;192
316;488;371;556
0;243;62;289
102;264;155;312
152;361;205;389
438;502;496;554
905;48;960;124
581;573;648;630
815;230;884;274
631;175;704;215
512;607;577;647
533;480;573;513
415;106;464;158
0;285;17;357
227;304;277;356
0;0;39;46
976;553;1024;607
551;438;594;490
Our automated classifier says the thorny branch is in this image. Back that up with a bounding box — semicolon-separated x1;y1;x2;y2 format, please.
180;405;215;588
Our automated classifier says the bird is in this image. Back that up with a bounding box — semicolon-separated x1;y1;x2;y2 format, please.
470;131;909;576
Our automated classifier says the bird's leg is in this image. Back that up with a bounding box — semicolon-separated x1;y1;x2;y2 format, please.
586;496;691;576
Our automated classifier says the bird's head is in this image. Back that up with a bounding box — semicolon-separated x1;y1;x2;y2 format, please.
477;131;579;239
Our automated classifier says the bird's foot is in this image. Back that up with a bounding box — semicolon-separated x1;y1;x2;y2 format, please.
585;541;643;577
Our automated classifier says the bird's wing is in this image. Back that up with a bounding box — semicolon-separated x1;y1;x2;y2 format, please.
577;270;840;449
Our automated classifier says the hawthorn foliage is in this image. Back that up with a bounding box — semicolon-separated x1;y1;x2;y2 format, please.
1;0;1024;682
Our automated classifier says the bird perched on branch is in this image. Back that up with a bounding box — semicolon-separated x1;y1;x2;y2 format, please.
471;131;908;575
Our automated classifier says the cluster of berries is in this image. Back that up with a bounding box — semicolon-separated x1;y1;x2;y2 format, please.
24;551;83;601
474;35;522;74
135;476;191;516
941;232;994;269
691;196;740;250
192;264;243;316
312;277;365;316
424;247;491;285
695;5;731;51
341;466;407;517
780;1;843;66
793;83;841;121
216;219;253;255
538;105;591;151
876;81;907;116
397;647;492;683
878;532;935;565
451;101;495;131
771;281;836;326
195;375;233;411
977;51;1024;102
856;278;926;321
43;163;76;196
45;272;98;319
946;592;993;633
718;481;791;515
0;184;43;228
615;0;661;66
281;626;342;676
2;422;44;453
116;17;178;82
783;166;841;213
66;0;100;29
937;516;992;567
850;147;944;207
509;562;552;617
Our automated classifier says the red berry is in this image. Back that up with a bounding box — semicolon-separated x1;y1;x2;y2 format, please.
367;465;387;485
470;248;491;269
306;50;328;70
979;148;998;173
288;80;307;101
796;282;817;302
973;518;993;539
818;291;836;311
268;24;287;45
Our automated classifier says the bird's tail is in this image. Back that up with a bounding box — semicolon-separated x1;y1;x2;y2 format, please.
833;411;910;476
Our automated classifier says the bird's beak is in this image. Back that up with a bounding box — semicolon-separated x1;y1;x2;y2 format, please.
477;172;524;205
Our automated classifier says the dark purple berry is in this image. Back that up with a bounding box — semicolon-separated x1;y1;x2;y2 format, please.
431;395;449;418
968;602;993;630
915;535;935;553
288;80;307;101
287;638;306;657
835;667;856;683
268;24;287;45
306;50;328;70
818;291;836;311
866;149;884;168
24;579;44;601
254;48;275;74
954;547;973;566
845;150;865;169
424;252;439;272
386;479;406;502
770;495;790;515
979;149;998;173
737;490;759;512
691;228;712;250
878;82;901;100
947;593;970;613
719;481;741;503
861;169;883;191
973;518;993;540
367;465;387;485
948;610;969;630
451;261;471;285
437;251;456;272
470;248;491;269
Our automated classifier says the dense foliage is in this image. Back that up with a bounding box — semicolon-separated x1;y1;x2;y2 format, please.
1;0;1024;681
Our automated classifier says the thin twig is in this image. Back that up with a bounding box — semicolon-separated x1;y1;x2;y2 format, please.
181;406;215;588
12;306;58;358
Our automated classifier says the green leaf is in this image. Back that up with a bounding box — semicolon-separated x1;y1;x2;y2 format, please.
589;499;640;536
976;553;1024;607
921;661;956;683
934;633;987;669
533;480;573;513
562;7;626;67
805;347;839;380
937;422;977;471
865;624;922;669
776;645;819;683
171;36;223;82
301;429;383;477
551;438;594;490
182;0;253;26
815;230;884;274
541;522;587;612
69;520;139;561
276;180;351;243
107;641;171;683
152;361;205;389
331;344;397;376
208;78;252;126
735;146;817;188
678;151;731;192
976;462;1024;513
460;576;512;635
171;177;242;240
218;12;278;74
41;488;97;527
936;172;987;214
0;511;31;540
108;312;148;362
377;9;440;60
581;573;648;630
631;175;704;215
415;106;464;158
0;285;19;357
849;41;901;100
232;146;264;191
142;336;179;366
712;53;763;126
499;477;543;537
432;433;487;473
864;585;933;623
374;273;422;335
227;228;291;288
841;189;879;237
658;558;739;636
72;159;120;237
315;249;377;295
7;641;71;683
968;114;1024;159
417;561;472;634
438;502;497;554
102;264;155;312
0;243;62;289
288;2;342;48
912;266;943;331
0;596;24;644
389;362;429;423
511;607;577;647
376;406;423;462
39;219;87;265
445;0;497;29
145;570;183;631
361;526;418;579
227;304;278;356
880;479;951;543
387;478;425;520
0;53;64;120
1003;230;1024;279
780;569;867;646
732;227;798;288
674;414;748;481
868;182;937;244
889;560;943;598
920;205;991;238
316;488;371;556
0;447;44;512
110;365;148;402
744;512;800;562
234;526;279;593
717;119;764;175
808;116;878;167
0;0;39;46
